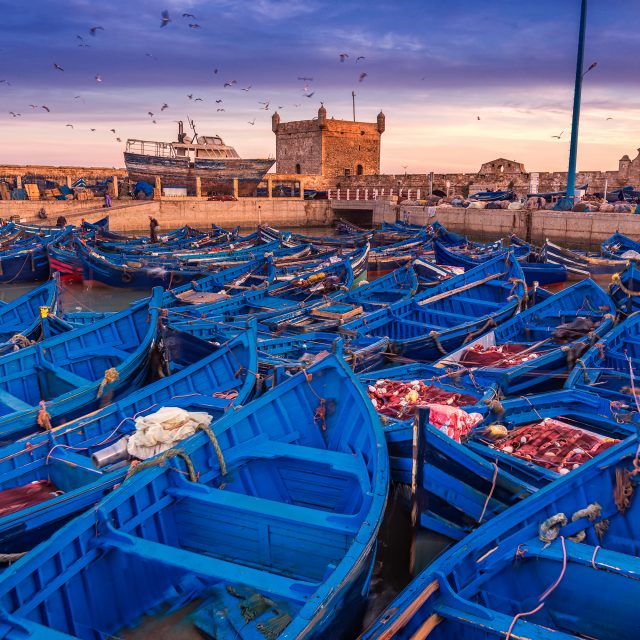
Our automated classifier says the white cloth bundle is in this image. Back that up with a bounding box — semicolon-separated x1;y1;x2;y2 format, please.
127;407;212;460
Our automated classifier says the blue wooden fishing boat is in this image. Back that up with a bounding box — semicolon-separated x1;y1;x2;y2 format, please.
0;277;59;355
0;353;388;640
361;429;640;640
435;278;616;395
341;254;526;361
263;264;417;334
541;238;622;276
409;389;635;541
0;228;67;283
566;309;640;403
0;328;256;553
609;259;640;315
0;288;163;443
435;239;566;286
601;230;640;259
368;232;430;275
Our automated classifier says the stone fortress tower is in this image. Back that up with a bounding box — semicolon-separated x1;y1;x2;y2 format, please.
271;105;385;186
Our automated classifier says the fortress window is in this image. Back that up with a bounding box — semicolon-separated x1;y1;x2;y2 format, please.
357;164;363;175
344;168;351;176
295;163;301;174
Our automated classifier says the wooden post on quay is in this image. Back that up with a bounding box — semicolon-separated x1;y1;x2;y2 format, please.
112;176;119;198
233;178;239;199
195;176;202;198
299;180;304;199
66;176;72;189
154;176;161;198
267;177;273;199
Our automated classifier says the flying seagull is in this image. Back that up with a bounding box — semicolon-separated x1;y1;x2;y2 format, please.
551;130;565;139
148;111;154;117
188;23;201;29
356;56;365;62
242;85;252;92
53;63;64;71
95;74;102;82
606;117;614;120
339;53;349;62
89;26;104;36
66;124;74;128
110;128;116;133
358;72;367;82
248;118;255;125
41;105;51;112
303;92;315;98
298;76;313;81
161;103;169;111
187;94;193;100
194;97;203;101
224;80;237;87
8;112;20;117
217;108;225;112
160;10;171;27
215;99;223;103
182;12;196;18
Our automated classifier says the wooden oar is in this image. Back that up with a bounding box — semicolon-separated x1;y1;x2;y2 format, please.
416;271;507;306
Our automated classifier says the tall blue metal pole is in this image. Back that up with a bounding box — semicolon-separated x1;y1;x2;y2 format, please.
565;0;588;204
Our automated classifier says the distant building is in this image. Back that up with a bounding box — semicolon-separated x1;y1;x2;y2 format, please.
271;105;385;183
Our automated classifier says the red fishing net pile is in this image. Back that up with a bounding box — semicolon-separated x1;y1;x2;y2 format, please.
491;418;619;474
0;480;61;518
460;343;544;368
367;379;478;420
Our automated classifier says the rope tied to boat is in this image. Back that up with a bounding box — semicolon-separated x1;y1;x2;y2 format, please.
574;358;591;384
568;502;602;543
96;367;119;398
428;330;447;355
195;423;227;477
612;272;640;296
477;460;499;524
37;401;52;431
257;612;293;639
539;512;568;544
125;447;198;482
614;467;635;514
0;552;27;564
462;317;496;345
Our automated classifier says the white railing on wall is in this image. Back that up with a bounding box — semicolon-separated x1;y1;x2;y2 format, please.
328;188;422;201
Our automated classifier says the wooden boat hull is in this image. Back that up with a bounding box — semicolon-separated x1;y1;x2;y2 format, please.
124;152;275;196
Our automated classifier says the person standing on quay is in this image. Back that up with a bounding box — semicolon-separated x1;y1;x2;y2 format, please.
149;215;159;243
104;193;112;208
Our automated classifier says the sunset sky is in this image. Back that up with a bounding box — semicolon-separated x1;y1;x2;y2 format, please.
1;0;638;174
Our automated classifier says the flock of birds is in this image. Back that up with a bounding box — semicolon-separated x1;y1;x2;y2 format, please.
0;10;618;145
1;8;376;143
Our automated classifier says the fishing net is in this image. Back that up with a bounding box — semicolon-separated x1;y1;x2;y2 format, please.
0;480;61;518
367;379;478;420
459;343;543;368
489;418;619;474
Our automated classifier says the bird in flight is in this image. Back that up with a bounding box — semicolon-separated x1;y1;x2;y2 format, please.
358;72;367;82
303;92;315;98
298;76;313;82
551;130;564;139
182;12;196;18
145;53;157;60
194;97;203;101
41;105;51;112
89;26;104;36
147;111;154;117
356;56;365;63
606;117;614;120
90;128;96;131
213;68;219;74
217;108;225;112
160;10;171;27
242;85;252;92
187;94;193;100
8;112;20;117
110;128;116;133
188;23;201;29
29;104;38;109
53;63;64;71
161;103;169;111
259;101;270;110
95;74;102;82
77;35;84;41
66;124;74;128
116;137;121;141
248;118;256;125
215;99;223;103
224;80;237;87
477;116;481;120
339;53;349;62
